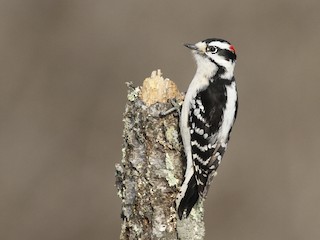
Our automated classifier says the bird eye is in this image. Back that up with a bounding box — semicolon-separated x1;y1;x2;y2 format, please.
207;46;218;53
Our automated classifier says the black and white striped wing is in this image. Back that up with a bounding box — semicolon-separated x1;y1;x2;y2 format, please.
189;93;226;197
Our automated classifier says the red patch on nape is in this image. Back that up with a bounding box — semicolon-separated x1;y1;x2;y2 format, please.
229;45;236;53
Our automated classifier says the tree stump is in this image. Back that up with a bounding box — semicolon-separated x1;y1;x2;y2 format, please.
115;70;205;240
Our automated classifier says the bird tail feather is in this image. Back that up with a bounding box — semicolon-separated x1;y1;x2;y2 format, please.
177;174;199;219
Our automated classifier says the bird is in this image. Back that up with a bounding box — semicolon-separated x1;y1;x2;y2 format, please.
176;38;238;219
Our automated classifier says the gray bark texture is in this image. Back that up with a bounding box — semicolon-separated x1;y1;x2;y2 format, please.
115;70;205;240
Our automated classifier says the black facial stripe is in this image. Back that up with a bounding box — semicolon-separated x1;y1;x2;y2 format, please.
207;57;226;74
218;49;237;61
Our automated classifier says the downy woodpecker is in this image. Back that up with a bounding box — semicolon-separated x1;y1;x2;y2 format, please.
176;38;238;219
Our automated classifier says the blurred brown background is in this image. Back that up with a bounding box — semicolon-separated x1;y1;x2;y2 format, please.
0;0;320;239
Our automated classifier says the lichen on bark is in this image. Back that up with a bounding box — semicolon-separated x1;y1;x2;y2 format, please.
116;70;205;240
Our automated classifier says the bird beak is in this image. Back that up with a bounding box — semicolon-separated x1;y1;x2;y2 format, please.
184;42;207;53
184;43;198;50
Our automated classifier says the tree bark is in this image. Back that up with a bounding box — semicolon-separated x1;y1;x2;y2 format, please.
115;70;205;240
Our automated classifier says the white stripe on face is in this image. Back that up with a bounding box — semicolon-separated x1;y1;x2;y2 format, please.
207;41;231;51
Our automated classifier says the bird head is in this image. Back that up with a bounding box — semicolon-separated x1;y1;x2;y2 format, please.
185;38;237;78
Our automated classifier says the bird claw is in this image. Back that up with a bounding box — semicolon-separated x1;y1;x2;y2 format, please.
159;99;182;118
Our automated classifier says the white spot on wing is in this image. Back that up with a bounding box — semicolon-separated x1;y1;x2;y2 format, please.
191;140;208;152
